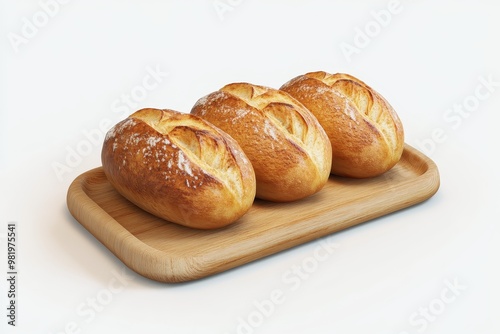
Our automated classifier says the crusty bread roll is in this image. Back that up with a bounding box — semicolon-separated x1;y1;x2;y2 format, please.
101;108;256;229
191;83;332;202
281;71;404;178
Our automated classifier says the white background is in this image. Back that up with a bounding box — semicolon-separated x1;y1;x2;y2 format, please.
1;1;499;333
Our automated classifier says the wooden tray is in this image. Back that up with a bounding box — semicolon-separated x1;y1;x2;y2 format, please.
66;145;439;283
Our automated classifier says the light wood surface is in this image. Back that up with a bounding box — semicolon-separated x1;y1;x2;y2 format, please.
66;145;440;283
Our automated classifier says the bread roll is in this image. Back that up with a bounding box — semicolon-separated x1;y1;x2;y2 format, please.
101;108;256;229
191;83;332;202
281;72;404;178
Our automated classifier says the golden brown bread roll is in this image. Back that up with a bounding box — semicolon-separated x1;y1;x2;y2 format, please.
101;108;256;229
281;71;404;178
191;83;332;202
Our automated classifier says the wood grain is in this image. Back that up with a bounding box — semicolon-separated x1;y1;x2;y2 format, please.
66;145;440;283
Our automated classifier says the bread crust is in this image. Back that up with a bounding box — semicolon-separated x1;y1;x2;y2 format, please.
101;108;256;229
191;83;332;202
281;72;404;178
